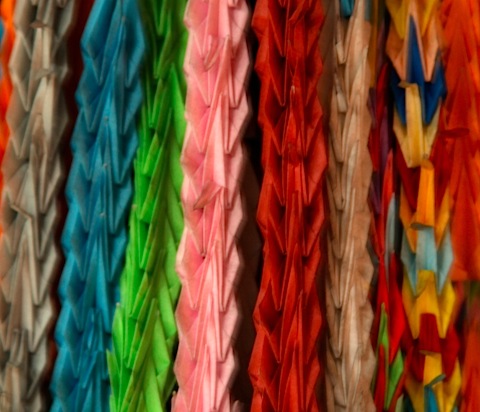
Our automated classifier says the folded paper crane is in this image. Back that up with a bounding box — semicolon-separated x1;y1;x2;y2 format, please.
108;0;188;410
325;0;376;410
51;0;144;410
248;0;327;410
386;1;461;409
173;0;250;410
0;0;75;410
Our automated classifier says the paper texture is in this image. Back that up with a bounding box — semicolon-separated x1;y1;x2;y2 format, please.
248;0;326;410
50;1;144;410
369;45;406;410
434;1;480;405
386;0;439;83
0;0;14;203
432;0;480;282
172;0;250;410
0;0;75;410
325;0;375;410
107;0;187;410
0;1;14;405
386;1;461;409
367;5;406;409
433;1;480;403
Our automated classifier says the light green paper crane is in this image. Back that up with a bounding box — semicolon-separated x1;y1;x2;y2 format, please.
107;1;187;410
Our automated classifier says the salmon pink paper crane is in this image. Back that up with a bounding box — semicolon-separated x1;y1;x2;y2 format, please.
173;0;250;410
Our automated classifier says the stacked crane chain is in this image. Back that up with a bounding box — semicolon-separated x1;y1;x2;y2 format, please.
368;2;406;410
370;151;405;411
369;67;406;412
173;0;249;410
386;0;461;409
435;0;480;282
51;0;144;410
0;0;75;410
0;0;14;202
249;0;326;410
433;0;480;408
107;0;187;410
0;6;15;405
325;0;375;410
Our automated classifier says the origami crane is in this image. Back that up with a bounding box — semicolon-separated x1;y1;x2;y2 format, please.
325;0;375;410
432;0;480;283
386;1;461;409
51;0;144;410
0;0;14;199
173;0;250;410
247;0;326;410
108;0;188;410
0;0;75;410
